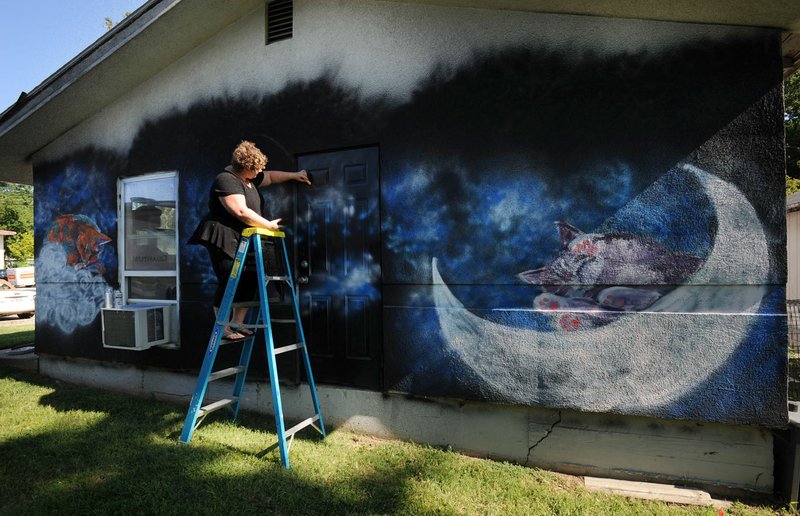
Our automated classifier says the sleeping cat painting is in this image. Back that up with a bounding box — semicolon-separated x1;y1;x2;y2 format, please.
46;214;112;274
518;221;703;330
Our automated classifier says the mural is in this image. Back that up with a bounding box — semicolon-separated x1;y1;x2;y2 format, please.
384;160;784;426
374;35;785;425
31;14;786;424
46;215;112;273
34;156;118;336
37;236;110;334
430;165;771;414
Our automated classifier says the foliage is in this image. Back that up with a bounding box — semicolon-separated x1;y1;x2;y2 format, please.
0;369;787;515
5;232;33;266
0;182;33;265
104;11;134;31
787;70;800;182
788;175;800;197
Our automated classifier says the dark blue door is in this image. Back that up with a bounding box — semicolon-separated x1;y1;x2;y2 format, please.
296;147;382;389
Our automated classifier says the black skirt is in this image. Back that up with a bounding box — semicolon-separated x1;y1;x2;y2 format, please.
188;218;241;259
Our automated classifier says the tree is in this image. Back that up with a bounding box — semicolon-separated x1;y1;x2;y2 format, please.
789;174;800;197
787;69;800;190
0;182;34;265
6;232;33;266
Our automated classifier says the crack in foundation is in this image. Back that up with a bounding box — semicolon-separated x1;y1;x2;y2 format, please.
526;411;562;466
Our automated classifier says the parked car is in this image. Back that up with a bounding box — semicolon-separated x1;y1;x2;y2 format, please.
0;280;34;318
6;266;35;287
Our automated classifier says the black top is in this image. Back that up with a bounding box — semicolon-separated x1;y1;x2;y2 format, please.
189;168;266;258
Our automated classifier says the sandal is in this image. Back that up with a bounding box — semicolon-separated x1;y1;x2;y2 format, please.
239;328;255;337
222;329;246;341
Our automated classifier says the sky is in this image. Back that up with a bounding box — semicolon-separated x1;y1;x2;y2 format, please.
0;0;147;113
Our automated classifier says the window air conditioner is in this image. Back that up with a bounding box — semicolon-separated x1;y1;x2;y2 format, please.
102;303;172;350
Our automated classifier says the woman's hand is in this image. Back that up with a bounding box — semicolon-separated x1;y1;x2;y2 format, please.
296;170;312;185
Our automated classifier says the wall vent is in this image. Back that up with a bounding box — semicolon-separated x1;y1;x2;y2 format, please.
266;0;292;44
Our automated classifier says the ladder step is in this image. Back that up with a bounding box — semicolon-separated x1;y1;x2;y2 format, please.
227;320;296;330
198;397;238;416
284;414;321;439
219;337;245;346
208;366;246;382
274;343;303;355
231;301;260;309
229;322;266;330
229;300;289;311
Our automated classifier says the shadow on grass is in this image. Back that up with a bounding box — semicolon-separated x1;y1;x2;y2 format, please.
0;369;455;515
0;323;35;350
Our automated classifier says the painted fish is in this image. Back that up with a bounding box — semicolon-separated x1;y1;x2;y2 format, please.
46;215;112;273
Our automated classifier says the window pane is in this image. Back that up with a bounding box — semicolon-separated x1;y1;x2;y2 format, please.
128;277;177;300
124;177;177;271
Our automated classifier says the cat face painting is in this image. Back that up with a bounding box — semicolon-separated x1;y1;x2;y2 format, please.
518;221;703;330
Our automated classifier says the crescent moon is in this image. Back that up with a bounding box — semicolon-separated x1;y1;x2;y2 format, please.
432;164;768;413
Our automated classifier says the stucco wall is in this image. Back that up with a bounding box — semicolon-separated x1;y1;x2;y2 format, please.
32;1;787;426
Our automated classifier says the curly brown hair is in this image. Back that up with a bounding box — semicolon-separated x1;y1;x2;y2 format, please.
230;140;268;172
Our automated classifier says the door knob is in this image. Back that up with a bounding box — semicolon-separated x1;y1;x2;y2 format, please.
298;276;309;284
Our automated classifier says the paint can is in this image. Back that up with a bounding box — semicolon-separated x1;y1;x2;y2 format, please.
113;289;124;309
104;288;113;309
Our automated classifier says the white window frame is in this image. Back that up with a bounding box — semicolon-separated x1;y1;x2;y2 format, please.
118;171;180;348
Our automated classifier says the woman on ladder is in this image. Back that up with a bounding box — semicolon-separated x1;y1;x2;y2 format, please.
189;140;311;340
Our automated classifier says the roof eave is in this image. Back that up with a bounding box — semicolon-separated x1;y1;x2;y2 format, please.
0;0;263;185
1;0;799;185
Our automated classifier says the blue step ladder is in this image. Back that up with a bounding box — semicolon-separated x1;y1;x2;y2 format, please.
179;227;325;468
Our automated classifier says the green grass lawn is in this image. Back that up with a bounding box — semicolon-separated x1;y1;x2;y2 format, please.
0;321;34;350
0;368;787;515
